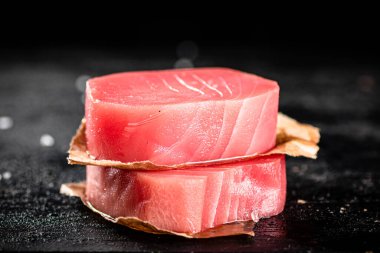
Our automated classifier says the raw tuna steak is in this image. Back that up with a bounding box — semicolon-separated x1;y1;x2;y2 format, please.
85;68;279;165
86;155;286;233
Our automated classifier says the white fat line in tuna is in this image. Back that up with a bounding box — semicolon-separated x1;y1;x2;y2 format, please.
218;77;233;96
192;74;224;97
174;74;205;95
162;78;180;93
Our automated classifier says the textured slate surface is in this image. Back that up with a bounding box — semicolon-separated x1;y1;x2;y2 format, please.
0;47;379;252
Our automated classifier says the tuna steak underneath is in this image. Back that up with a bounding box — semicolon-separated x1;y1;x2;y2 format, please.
86;155;286;233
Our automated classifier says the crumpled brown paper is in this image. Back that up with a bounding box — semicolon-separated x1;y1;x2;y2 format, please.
67;113;320;170
60;182;255;239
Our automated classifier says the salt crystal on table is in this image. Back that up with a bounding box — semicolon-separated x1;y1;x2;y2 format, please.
40;134;55;147
297;199;307;204
75;75;91;92
174;58;194;69
176;40;199;60
0;116;13;130
2;171;11;180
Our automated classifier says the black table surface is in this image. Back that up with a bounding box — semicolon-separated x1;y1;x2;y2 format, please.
0;46;379;252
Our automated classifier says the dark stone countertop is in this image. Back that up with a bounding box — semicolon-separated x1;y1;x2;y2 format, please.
0;47;379;252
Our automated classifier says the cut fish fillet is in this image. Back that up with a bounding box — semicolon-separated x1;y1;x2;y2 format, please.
86;155;286;233
85;68;279;166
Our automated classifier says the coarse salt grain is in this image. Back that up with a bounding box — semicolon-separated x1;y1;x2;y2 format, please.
40;134;55;147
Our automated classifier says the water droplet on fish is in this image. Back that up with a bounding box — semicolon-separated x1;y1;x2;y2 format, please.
75;75;91;92
0;116;13;130
40;134;55;147
176;40;199;60
2;171;11;180
174;58;193;69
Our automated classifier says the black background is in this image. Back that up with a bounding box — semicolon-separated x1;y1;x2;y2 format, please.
1;12;380;252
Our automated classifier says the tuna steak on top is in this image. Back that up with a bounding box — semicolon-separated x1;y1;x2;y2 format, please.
85;68;279;166
86;155;286;234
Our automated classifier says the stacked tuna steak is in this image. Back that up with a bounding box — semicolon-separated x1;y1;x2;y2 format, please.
82;68;285;234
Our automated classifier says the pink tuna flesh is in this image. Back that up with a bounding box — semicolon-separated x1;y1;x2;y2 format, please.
85;68;279;166
86;155;286;233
